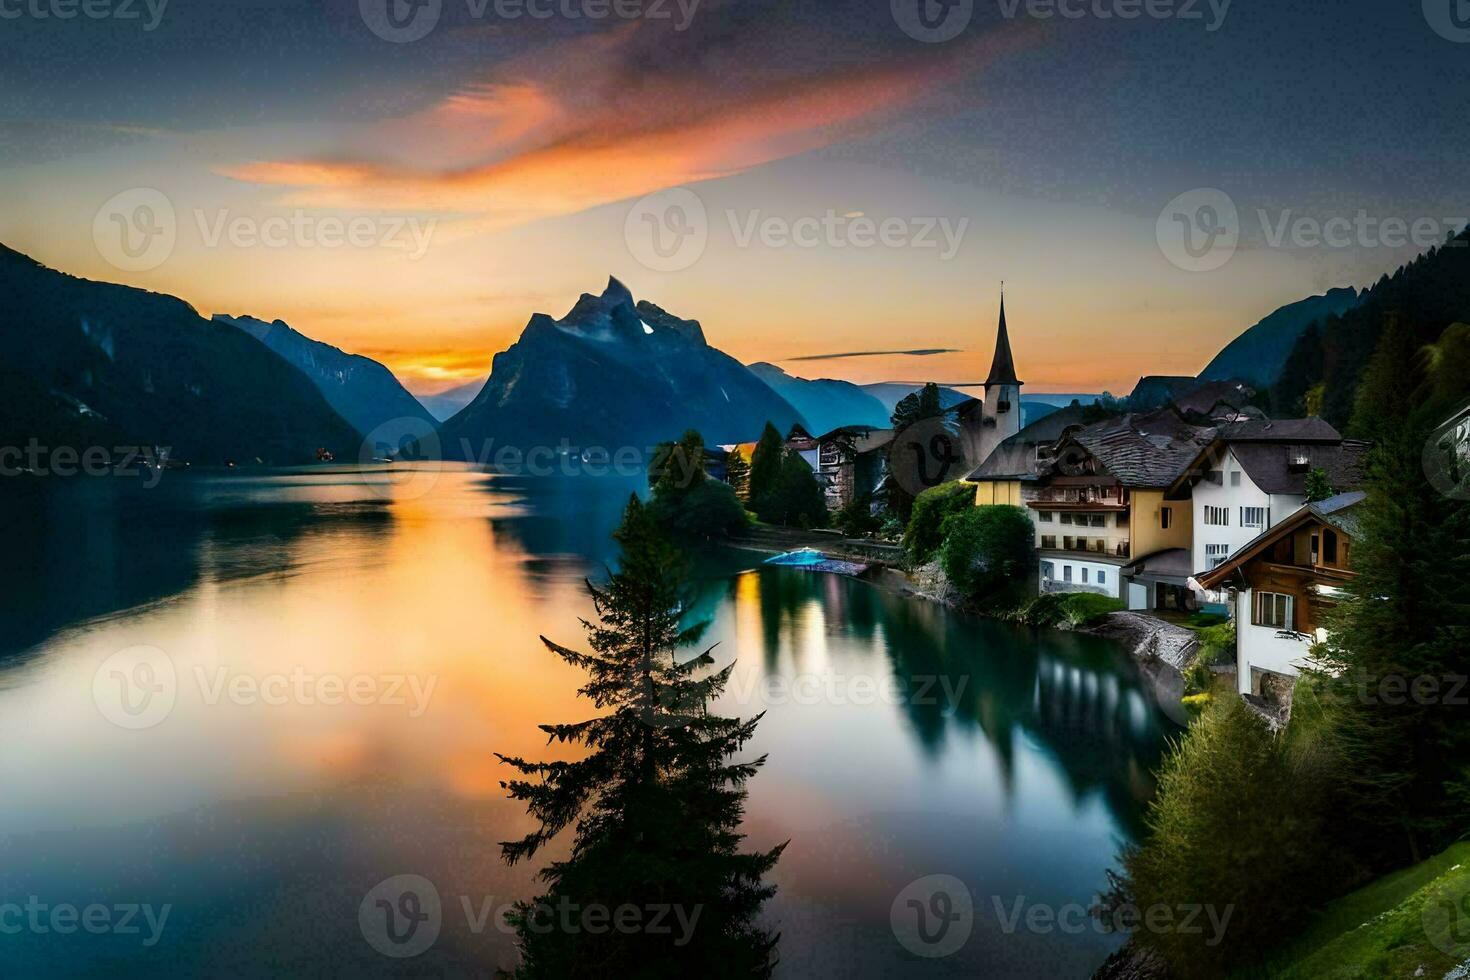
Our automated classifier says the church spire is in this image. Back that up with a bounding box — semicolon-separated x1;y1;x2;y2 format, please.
986;286;1022;387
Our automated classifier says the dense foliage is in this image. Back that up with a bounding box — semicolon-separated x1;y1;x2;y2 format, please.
937;504;1034;597
498;497;783;977
832;492;882;538
1273;225;1470;430
648;430;748;540
724;448;750;501
1103;695;1336;978
902;480;974;562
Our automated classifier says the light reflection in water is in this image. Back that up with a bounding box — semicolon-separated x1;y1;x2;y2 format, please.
0;467;1175;977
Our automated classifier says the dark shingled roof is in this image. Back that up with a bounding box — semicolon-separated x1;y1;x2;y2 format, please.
1228;438;1368;495
1173;379;1255;417
1217;417;1342;443
1069;409;1216;488
964;403;1091;480
985;294;1022;387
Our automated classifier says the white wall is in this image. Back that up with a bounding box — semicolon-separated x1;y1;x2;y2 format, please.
1192;448;1304;597
1235;587;1313;694
1039;558;1124;599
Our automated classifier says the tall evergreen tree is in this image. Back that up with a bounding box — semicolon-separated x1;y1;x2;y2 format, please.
1313;314;1470;866
497;497;784;977
886;383;949;520
725;448;750;501
746;422;784;506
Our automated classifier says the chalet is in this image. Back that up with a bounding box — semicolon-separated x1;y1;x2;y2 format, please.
1167;418;1367;610
1194;491;1364;700
816;425;894;511
994;408;1213;601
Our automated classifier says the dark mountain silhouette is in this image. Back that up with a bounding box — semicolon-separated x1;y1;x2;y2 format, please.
1275;227;1470;430
0;244;360;464
746;362;889;433
416;378;485;422
436;278;804;460
1199;288;1360;386
215;314;435;436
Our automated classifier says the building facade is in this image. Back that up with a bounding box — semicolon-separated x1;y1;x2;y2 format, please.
1194;492;1363;699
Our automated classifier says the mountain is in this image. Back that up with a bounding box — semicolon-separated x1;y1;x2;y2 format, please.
0;244;361;464
1275;227;1470;430
746;363;889;433
214;314;435;436
1199;288;1360;386
859;382;973;415
437;278;805;460
417;378;485;422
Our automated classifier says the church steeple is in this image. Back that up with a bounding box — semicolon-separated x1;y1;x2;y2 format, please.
986;287;1022;387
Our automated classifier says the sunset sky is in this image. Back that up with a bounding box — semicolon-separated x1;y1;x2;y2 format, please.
2;0;1467;395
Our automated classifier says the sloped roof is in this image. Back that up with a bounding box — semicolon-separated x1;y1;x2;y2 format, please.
1069;409;1216;488
1174;379;1255;417
1194;491;1366;588
1229;438;1368;495
1217;417;1342;443
964;403;1091;481
985;295;1022;387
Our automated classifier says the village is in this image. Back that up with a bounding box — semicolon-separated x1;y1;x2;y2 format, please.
700;295;1374;724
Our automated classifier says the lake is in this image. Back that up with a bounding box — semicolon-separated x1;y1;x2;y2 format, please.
0;465;1175;977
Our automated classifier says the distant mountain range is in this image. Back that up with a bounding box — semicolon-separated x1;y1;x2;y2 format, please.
746;363;889;433
437;278;804;460
1199;288;1360;386
416;379;485;422
214;314;435;436
0;244;360;464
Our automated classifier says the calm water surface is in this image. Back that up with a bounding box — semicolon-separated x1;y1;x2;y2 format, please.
0;466;1175;977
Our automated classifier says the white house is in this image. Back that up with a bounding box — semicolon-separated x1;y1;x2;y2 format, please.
1167;419;1367;611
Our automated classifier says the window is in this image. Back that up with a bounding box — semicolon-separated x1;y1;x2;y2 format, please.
1041;535;1056;549
1253;591;1294;630
1160;506;1172;530
1089;514;1106;527
1230;471;1241;487
1097;570;1106;585
1205;543;1230;569
1241;506;1266;529
1041;562;1054;580
1038;511;1053;523
1323;529;1338;564
1060;512;1074;525
1081;568;1089;584
1063;565;1073;582
1204;505;1229;526
1207;469;1223;485
1118;512;1129;527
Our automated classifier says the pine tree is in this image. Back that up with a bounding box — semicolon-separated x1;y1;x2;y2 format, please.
724;448;750;501
497;496;784;977
746;422;784;505
1314;314;1470;866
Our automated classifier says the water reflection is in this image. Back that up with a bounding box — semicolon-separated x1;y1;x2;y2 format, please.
0;468;1174;977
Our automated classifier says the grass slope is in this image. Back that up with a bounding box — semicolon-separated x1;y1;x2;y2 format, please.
1251;842;1470;979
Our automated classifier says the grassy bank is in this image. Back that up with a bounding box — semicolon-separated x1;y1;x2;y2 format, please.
1247;842;1470;979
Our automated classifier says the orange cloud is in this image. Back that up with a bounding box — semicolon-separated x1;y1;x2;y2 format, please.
219;23;1033;232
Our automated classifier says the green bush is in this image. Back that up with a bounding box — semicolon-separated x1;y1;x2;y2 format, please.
751;451;826;528
833;492;881;538
1015;592;1124;628
1101;695;1338;978
902;481;974;561
938;504;1035;597
648;477;749;542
